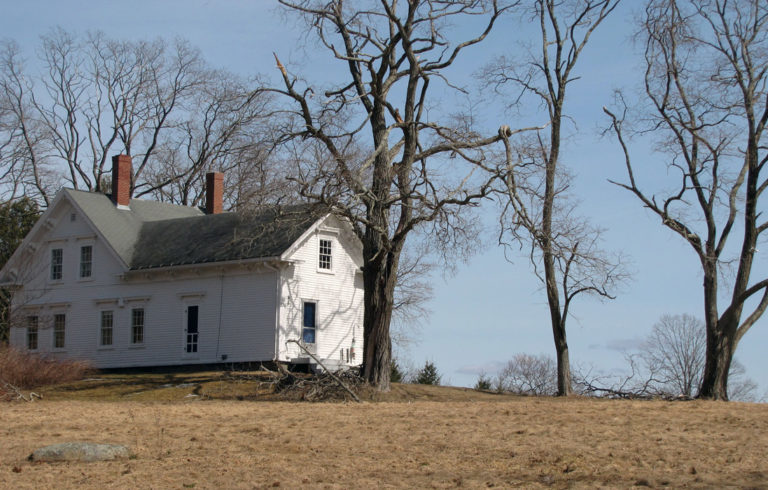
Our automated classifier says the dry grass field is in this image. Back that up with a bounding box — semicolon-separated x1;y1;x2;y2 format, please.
2;373;767;489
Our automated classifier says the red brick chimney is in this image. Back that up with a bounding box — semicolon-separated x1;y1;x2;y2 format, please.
111;154;132;207
205;172;223;214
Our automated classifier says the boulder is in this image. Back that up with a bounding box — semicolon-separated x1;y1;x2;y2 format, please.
29;442;134;462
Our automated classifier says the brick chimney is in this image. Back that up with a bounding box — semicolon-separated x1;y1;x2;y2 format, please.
205;172;224;214
111;154;132;207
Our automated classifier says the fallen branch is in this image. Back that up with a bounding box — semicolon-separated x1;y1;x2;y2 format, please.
1;380;42;402
286;340;361;403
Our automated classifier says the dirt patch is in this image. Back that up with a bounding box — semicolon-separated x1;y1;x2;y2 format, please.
2;396;767;488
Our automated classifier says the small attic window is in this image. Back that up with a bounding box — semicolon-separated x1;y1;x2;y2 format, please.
70;213;76;222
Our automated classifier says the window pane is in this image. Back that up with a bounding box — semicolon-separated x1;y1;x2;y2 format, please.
101;310;113;346
303;302;316;328
319;239;332;270
53;314;65;348
302;302;316;344
51;249;63;280
302;327;315;344
80;246;92;278
132;308;144;344
27;316;38;350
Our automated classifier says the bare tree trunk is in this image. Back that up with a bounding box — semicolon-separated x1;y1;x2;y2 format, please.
700;323;735;400
362;267;395;391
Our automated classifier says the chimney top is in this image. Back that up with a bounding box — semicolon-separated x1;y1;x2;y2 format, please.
206;172;224;215
111;154;132;207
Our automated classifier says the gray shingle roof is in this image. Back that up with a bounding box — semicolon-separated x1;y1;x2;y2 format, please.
65;189;324;270
130;205;323;269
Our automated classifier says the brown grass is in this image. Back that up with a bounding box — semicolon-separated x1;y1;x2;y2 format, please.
0;346;91;396
1;378;767;489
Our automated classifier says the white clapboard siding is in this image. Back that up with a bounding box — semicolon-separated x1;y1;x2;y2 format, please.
278;215;364;366
6;192;365;370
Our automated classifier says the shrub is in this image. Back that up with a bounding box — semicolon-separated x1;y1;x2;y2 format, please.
0;345;92;396
390;359;405;383
495;353;557;396
414;360;441;386
474;373;492;391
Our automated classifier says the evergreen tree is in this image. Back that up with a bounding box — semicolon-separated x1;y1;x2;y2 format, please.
415;361;441;386
0;198;40;343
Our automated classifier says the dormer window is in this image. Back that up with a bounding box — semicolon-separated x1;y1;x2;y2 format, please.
80;245;92;278
50;248;63;280
319;239;332;271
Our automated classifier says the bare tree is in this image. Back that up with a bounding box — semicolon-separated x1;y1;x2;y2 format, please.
0;41;54;205
576;314;758;401
641;314;705;397
495;353;557;395
139;71;277;208
0;30;277;209
271;0;532;390
604;0;768;400
488;0;624;395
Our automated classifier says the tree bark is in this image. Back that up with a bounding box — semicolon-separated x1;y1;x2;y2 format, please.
361;244;400;392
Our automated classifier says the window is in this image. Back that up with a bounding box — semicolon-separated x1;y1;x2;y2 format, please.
80;245;92;278
319;239;332;270
131;308;144;344
51;248;63;280
26;316;38;351
53;314;65;349
100;310;113;346
186;305;198;353
302;302;316;344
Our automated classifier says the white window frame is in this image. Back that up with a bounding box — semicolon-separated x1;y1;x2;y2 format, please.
131;308;145;345
302;301;317;345
318;238;333;272
50;248;63;281
26;315;38;351
100;310;114;347
53;313;66;350
80;245;93;279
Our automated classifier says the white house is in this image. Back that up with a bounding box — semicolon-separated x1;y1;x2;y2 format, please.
0;155;364;370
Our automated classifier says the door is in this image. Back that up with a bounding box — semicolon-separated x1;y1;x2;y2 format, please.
185;305;199;354
302;301;317;355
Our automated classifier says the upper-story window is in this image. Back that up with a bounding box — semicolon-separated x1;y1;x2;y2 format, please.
80;245;92;278
50;248;63;280
319;239;332;271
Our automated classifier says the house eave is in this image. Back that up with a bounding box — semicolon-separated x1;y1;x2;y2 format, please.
122;255;290;277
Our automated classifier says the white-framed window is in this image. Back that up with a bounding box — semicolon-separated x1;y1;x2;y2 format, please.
318;239;332;270
80;245;92;278
100;310;113;346
53;313;66;349
26;316;38;351
302;301;316;344
50;248;63;280
131;308;144;344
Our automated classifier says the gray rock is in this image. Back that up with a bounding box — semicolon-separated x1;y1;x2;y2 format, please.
28;442;134;462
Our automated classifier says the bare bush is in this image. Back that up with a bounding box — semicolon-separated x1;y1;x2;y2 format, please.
495;353;557;396
0;345;91;400
574;315;759;401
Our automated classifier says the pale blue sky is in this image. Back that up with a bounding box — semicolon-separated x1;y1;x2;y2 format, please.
2;0;765;396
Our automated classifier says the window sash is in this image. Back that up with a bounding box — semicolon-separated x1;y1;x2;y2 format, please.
319;239;332;270
80;246;92;278
100;310;113;346
53;314;65;349
27;316;38;350
302;302;316;344
131;308;144;344
51;249;63;280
